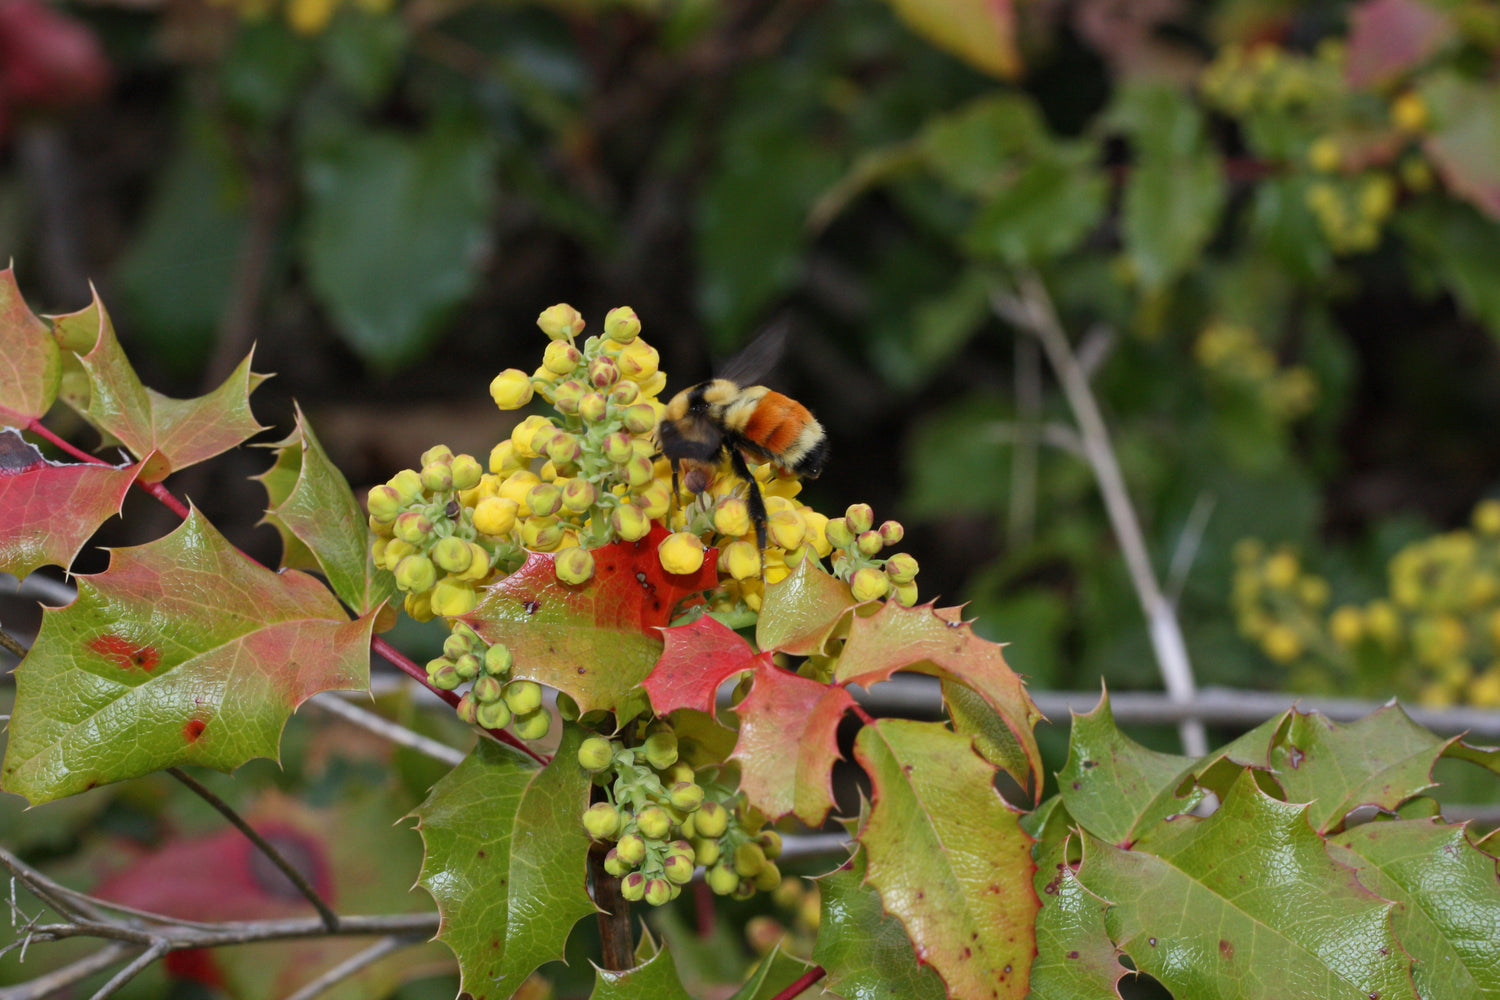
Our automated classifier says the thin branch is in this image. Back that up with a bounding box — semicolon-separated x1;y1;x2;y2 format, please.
0;625;29;662
588;842;634;972
771;965;826;1000
981;420;1085;457
20;912;438;950
311;693;466;767
281;935;425;1000
0;848;104;924
1009;335;1041;549
85;940;168;1000
166;767;339;932
0;942;139;1000
995;275;1207;757
1166;491;1217;607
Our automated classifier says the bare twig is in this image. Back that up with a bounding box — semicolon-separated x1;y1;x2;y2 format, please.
166;768;340;932
994;275;1208;756
281;935;426;1000
311;693;467;767
85;940;168;1000
1166;492;1217;606
0;942;138;1000
1009;335;1042;549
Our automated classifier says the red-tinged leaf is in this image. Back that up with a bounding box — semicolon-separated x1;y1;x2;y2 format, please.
835;601;1043;794
877;0;1021;80
1420;72;1500;221
95;788;446;998
460;525;718;716
1344;0;1454;89
49;290;268;482
411;727;594;1000
645;614;766;717
0;508;372;803
854;718;1037;1000
731;661;855;826
0;267;60;423
252;405;395;616
0;429;139;577
756;557;854;656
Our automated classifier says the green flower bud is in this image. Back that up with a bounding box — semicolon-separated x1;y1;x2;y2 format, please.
394;511;434;545
753;861;782;892
643;877;673;907
472;674;504;704
604;306;641;343
450;454;483;492
455;692;479;725
612;502;652;542
733;841;767;878
475;699;512;730
526;483;563;518
845;503;874;534
420;461;454;494
693;800;728;839
366;485;402;522
503;680;544;716
452;653;481;680
578;392;608;424
603;847;630;876
706;864;740;896
641;731;679;771
578;736;615;772
619;872;646;901
878;519;904;545
884;552;919;585
636;805;671;841
662;852;694;885
609;380;639;405
387;468;424;505
826;517;854;549
756;829;783;860
857;530;883;557
588;356;620;388
484;643;514;676
616;833;647;867
667;781;704;812
429;661;462;691
513;708;551;741
692;837;721;867
538;303;585;341
620;404;656;435
583;802;623;840
431;536;474;574
394;554;437;593
559;478;597;513
555;545;596;585
442;632;474;660
544;431;581;466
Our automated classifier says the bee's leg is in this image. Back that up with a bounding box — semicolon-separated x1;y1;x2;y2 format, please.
669;461;682;527
728;448;768;577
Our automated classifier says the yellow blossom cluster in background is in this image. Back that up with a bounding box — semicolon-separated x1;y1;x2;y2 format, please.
1232;499;1500;708
1194;320;1318;423
1199;40;1433;254
206;0;392;35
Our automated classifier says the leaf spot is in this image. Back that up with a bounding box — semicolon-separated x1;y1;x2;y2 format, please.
1287;746;1306;768
524;600;541;615
1067;951;1079;959
1148;937;1158;947
1219;939;1233;960
88;634;161;672
183;718;207;743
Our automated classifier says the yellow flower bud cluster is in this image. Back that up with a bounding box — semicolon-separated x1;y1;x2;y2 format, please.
1193;321;1318;423
1303;172;1398;254
1199;42;1340;118
821;503;920;606
1231;499;1500;708
579;724;782;906
205;0;393;36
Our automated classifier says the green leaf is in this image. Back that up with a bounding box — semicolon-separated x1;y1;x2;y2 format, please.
1056;690;1206;847
727;948;816;1000
1030;834;1127;1000
812;847;948;1000
0;266;61;423
0;431;139;578
916;94;1050;197
1;509;373;803
1396;197;1500;340
965;155;1108;266
1418;71;1500;220
301;121;497;370
50;291;268;482
1078;769;1416;1000
1329;818;1500;1000
253;405;396;616
853;718;1036;1000
590;943;694;1000
411;726;594;1000
756;557;853;657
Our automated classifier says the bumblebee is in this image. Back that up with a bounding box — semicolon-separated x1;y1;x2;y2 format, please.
655;328;828;556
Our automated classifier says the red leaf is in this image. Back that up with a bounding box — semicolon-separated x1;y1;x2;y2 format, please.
462;525;718;716
0;0;109;111
0;429;139;578
1345;0;1453;90
644;614;767;716
731;661;855;826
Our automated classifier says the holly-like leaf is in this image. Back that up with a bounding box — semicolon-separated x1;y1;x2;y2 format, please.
644;614;766;718
1078;769;1416;1000
1030;834;1128;1000
0;430;139;578
252;405;395;616
590;944;694;1000
877;0;1021;80
756;558;853;656
836;602;1042;793
50;291;267;482
1345;0;1455;89
462;526;717;716
812;848;949;1000
1420;71;1500;221
1330;818;1500;1000
730;661;855;826
1057;690;1207;848
853;718;1036;1000
411;727;594;1000
0;267;61;423
1;508;373;803
728;947;817;1000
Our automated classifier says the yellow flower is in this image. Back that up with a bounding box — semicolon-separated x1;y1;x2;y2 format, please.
1261;623;1304;663
1328;605;1363;647
538;303;585;341
490;369;534;410
659;531;706;575
431;578;478;617
713;497;753;539
720;540;762;581
1390;91;1428;133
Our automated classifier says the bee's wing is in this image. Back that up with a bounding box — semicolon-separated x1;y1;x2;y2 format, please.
717;321;789;385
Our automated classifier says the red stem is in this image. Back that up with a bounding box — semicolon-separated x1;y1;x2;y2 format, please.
27;418;190;519
770;966;826;1000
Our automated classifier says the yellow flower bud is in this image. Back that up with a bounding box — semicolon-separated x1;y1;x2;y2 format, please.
454;541;493;582
498;471;542;514
659;531;706;575
1390;91;1428;133
1262;550;1300;590
1329;605;1363;646
511;415;556;459
490;369;534;410
431;577;479;617
714;497;753;538
474;496;519;536
767;509;805;551
555;546;596;585
801;510;831;557
638;480;672;519
720;540;762;581
521;515;566;551
1261;623;1304;663
1308;136;1341;173
404;590;435;621
604;306;641;343
617;340;660;381
1473;499;1500;537
489;440;523;475
538;303;585;341
850;567;890;602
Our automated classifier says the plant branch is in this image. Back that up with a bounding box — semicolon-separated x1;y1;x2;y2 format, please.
280;934;425;1000
0;942;138;1000
994;273;1207;756
771;966;826;1000
588;841;634;972
310;693;466;766
85;940;168;1000
166;767;339;932
23;420;190;521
